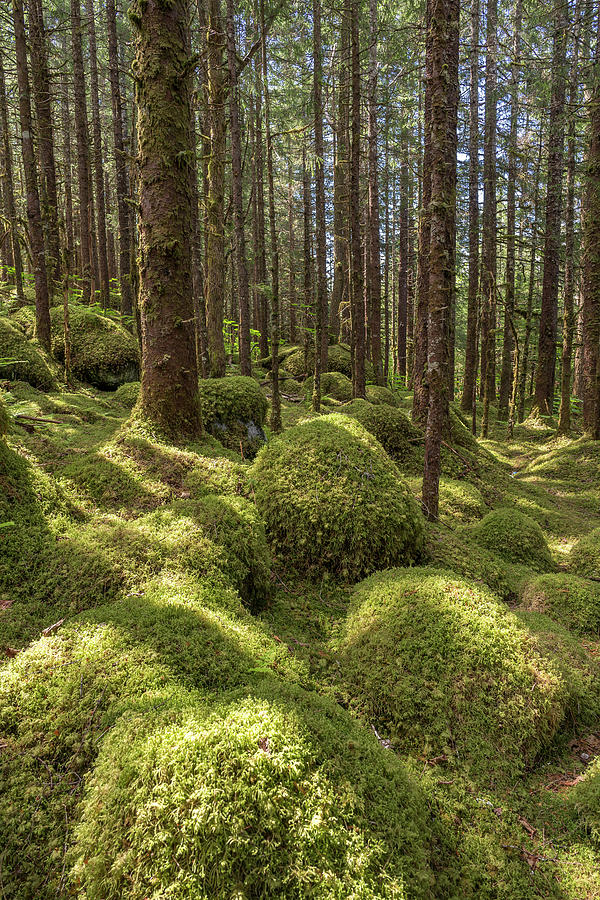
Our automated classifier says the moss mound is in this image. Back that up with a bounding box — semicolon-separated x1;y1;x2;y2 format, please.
570;528;600;579
366;384;399;406
49;304;139;389
572;757;600;845
0;316;56;389
113;379;140;408
199;375;267;458
0;395;9;437
251;414;424;579
520;573;600;637
70;682;434;900
304;370;353;402
340;399;423;474
334;568;566;774
283;343;374;381
437;478;487;524
464;507;555;572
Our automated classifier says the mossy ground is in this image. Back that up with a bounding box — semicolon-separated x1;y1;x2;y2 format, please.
1;381;600;898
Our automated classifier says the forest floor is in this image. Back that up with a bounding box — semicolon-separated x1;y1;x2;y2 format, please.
1;367;600;898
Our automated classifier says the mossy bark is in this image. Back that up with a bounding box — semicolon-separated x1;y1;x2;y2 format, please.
131;0;201;439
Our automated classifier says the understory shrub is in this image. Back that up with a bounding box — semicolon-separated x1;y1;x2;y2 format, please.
520;573;600;637
50;304;139;389
333;567;566;774
303;370;353;402
463;507;555;572
251;413;424;579
570;527;600;579
0;316;56;389
199;375;268;458
70;680;435;900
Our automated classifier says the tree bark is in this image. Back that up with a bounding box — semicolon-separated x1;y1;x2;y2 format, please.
70;0;93;304
422;0;459;520
12;0;51;350
312;0;327;410
131;0;201;437
86;0;110;308
367;0;383;384
350;0;365;398
0;55;24;301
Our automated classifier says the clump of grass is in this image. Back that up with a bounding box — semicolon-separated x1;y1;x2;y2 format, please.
251;413;424;580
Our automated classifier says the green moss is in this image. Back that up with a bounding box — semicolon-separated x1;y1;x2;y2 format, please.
520;573;600;637
333;568;566;775
422;522;515;600
199;375;268;458
283;343;374;381
572;756;600;845
570;527;600;579
113;380;140;408
50;304;139;389
70;681;434;900
463;507;555;572
366;384;399;406
437;478;488;525
251;414;424;579
0;395;9;437
0;315;56;390
339;399;424;474
304;370;353;402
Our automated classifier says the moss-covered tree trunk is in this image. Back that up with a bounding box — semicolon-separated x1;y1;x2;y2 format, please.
12;0;51;351
0;55;24;302
367;0;383;386
480;0;497;437
86;0;110;309
350;0;365;399
421;0;459;520
131;0;201;439
70;0;93;304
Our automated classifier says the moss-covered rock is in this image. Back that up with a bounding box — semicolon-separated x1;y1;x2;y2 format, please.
463;507;555;572
251;414;424;579
199;375;268;458
283;343;374;381
0;316;56;390
520;573;600;637
366;384;399;406
570;528;600;579
70;681;434;900
50;304;139;389
304;370;353;402
339;399;424;474
333;568;566;774
113;380;140;408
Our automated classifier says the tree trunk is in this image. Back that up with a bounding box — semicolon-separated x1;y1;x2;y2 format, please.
312;0;327;410
28;0;60;284
226;0;251;376
254;52;269;359
398;137;409;381
422;0;459;520
287;149;297;344
497;0;522;421
70;0;93;304
330;9;350;345
302;145;313;373
12;0;51;350
0;55;24;301
131;0;201;437
480;0;498;437
367;0;383;384
533;2;567;416
460;0;479;412
86;0;110;308
350;0;365;398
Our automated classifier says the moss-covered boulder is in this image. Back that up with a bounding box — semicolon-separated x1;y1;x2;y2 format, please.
70;682;434;900
49;304;139;388
570;528;600;579
283;343;374;381
339;399;423;473
0;316;56;389
423;522;517;601
333;568;566;774
463;507;555;572
251;414;424;579
366;384;398;406
303;370;353;402
199;375;267;458
113;380;140;408
520;573;600;637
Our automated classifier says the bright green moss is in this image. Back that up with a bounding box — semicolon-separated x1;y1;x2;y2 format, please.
463;507;555;572
50;304;139;388
199;375;268;458
572;756;600;845
304;370;353;402
570;527;600;579
113;379;140;408
366;384;399;406
520;573;600;637
339;399;424;474
251;414;424;579
333;568;566;775
437;478;488;524
0;315;56;390
423;522;515;600
283;343;375;381
70;681;434;900
0;395;9;437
